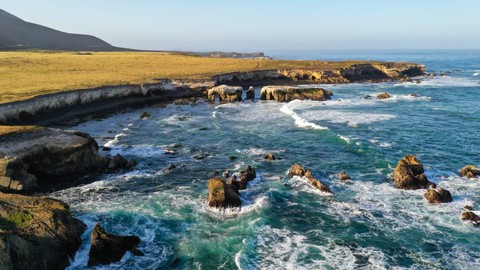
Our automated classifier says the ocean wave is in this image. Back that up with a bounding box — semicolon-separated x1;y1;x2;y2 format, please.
395;76;479;88
300;110;395;128
280;100;329;130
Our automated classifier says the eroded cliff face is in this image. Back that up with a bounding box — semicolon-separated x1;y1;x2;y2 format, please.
0;79;214;125
0;128;103;191
213;62;425;85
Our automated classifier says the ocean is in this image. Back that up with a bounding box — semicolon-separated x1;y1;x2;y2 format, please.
51;50;480;269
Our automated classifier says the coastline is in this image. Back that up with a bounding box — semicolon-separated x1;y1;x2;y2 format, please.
0;61;424;126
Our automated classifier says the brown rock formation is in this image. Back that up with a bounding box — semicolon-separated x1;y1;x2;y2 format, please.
424;188;453;203
461;211;480;226
207;85;243;102
338;171;352;181
459;165;479;178
393;155;435;190
288;163;333;194
264;153;276;160
377;92;391;99
260;86;333;102
88;223;143;267
0;192;86;270
207;178;241;208
0;128;136;192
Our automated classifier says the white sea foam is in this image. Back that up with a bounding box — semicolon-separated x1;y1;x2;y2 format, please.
395;76;479;88
236;148;285;156
280;100;328;130
107;144;168;158
300;110;395;128
288;176;334;197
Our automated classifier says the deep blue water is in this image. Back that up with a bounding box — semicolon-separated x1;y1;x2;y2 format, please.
52;50;480;269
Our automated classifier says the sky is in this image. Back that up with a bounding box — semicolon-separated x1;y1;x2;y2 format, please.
1;0;479;51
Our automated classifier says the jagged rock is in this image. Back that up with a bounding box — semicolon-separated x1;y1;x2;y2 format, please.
393;155;435;190
260;86;333;102
377;92;391;99
207;85;243;102
207;178;241;208
288;163;307;177
464;205;473;211
0;192;86;270
424;188;453;203
288;164;333;194
0;128;106;192
240;166;256;182
222;169;230;178
461;211;480;226
166;164;176;171
246;86;255;99
88;223;143;267
459;165;479;178
140;112;151;119
264;153;276;160
106;154;136;172
338;171;352;181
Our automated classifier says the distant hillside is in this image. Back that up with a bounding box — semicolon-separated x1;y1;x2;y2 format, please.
0;9;123;51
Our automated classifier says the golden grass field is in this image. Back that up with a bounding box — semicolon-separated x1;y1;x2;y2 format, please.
0;51;378;104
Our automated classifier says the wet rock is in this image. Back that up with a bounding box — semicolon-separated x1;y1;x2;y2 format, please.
223;169;230;178
101;146;111;151
429;72;436;77
207;178;241;208
338;171;352;181
207;85;243;102
0;193;86;270
393;155;435;190
424;188;453;203
288;163;333;194
377;92;391;99
264;153;276;160
140;112;151;119
260;86;333;102
227;175;242;193
246;86;255;99
459;165;479;178
167;164;176;171
410;93;418;97
364;95;373;99
106;154;136;172
193;152;210;160
464;205;473;211
461;211;480;226
229;155;237;161
240;165;256;182
88;223;143;267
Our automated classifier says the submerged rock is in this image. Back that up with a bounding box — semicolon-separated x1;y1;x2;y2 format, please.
260;86;333;102
393;155;435;190
377;92;391;99
106;154;137;172
0;192;86;270
459;165;479;178
424;188;453;203
207;178;241;208
240;165;256;182
88;223;143;267
338;171;352;181
288;163;333;194
207;85;243;102
139;112;151;119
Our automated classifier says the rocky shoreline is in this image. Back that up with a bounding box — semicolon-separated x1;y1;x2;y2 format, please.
0;62;424;126
0;61;434;269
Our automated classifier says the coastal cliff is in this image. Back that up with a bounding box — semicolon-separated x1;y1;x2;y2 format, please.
213;62;425;85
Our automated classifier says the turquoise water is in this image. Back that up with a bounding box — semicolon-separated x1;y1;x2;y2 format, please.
51;50;480;269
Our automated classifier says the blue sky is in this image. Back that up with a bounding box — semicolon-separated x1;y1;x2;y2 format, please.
1;0;479;51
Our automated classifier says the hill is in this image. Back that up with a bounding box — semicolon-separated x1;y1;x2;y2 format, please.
0;9;120;51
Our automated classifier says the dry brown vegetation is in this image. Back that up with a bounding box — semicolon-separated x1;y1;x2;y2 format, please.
0;51;379;104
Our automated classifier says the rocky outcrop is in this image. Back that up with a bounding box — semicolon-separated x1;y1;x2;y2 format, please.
207;178;241;208
392;155;435;190
288;163;333;194
461;211;480;226
207;85;243;102
88;223;143;267
459;165;479;178
338;171;352;181
264;153;276;160
424;188;453;203
246;86;255;99
0;192;86;270
212;62;425;86
260;86;333;102
377;92;391;99
0;127;135;192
